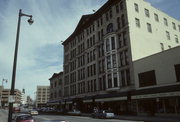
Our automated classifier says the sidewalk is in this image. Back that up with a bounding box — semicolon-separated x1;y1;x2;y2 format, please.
81;113;180;122
116;115;180;122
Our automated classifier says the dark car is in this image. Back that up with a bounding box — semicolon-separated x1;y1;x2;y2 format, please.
15;114;34;122
92;110;115;119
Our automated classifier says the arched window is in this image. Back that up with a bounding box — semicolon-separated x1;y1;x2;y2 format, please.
106;23;113;33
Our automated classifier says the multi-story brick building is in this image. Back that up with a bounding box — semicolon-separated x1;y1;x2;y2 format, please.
62;0;180;115
48;72;63;108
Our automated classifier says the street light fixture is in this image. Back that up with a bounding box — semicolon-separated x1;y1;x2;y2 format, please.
7;9;34;122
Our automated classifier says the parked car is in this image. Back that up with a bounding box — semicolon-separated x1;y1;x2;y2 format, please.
91;110;115;119
15;114;34;122
67;109;81;116
29;109;39;116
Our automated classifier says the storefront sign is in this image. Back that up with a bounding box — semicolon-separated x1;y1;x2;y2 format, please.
131;91;180;99
83;99;92;103
95;96;127;102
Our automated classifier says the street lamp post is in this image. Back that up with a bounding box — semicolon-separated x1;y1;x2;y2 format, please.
8;9;34;122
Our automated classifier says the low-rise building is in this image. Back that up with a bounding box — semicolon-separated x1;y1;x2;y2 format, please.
48;72;63;109
1;89;21;107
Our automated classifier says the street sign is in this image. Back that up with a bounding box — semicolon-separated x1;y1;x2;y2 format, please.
8;95;15;103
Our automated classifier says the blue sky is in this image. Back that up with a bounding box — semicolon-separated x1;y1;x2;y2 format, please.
0;0;180;99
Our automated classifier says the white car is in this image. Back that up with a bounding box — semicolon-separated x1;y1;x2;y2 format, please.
67;109;81;115
92;110;115;119
29;109;39;116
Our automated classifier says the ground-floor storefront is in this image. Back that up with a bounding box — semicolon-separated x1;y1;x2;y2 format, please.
48;84;180;115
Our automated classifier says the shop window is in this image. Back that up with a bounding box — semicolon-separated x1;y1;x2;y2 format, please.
138;70;157;87
175;64;180;82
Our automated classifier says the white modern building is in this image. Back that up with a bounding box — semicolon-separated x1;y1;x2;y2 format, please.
36;86;50;107
61;0;180;115
21;89;27;105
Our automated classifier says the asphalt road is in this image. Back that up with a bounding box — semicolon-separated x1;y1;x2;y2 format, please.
34;115;143;122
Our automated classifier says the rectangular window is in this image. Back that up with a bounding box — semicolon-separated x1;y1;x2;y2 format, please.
175;64;180;82
99;78;102;90
124;50;129;65
108;74;112;88
93;35;95;45
126;69;131;86
166;31;170;40
154;13;159;22
109;9;112;19
106;38;110;52
113;73;118;87
135;18;140;27
175;35;179;43
117;17;120;29
121;71;125;87
164;18;168;26
107;56;111;69
172;22;176;30
145;8;150;17
112;54;117;68
116;4;119;13
118;34;122;48
111;37;115;50
100;17;103;25
120;52;124;66
147;23;152;33
106;12;109;21
138;70;157;87
120;2;123;10
97;19;100;27
134;3;139;12
160;42;164;51
121;14;125;27
123;31;127;46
